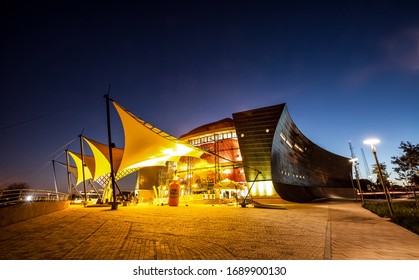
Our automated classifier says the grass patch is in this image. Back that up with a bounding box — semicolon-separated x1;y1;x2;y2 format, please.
363;200;419;235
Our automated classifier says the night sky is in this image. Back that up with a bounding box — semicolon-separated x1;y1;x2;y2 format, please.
1;0;418;192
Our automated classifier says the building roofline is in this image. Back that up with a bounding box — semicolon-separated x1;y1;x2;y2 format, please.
179;118;235;140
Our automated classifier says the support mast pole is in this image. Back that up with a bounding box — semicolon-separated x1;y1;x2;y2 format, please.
65;150;72;198
105;85;118;210
371;146;394;216
349;141;364;205
79;134;87;201
241;170;261;207
52;160;59;200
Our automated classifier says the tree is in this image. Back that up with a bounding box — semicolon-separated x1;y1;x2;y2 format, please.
391;141;419;208
372;162;390;188
4;182;30;190
391;141;419;187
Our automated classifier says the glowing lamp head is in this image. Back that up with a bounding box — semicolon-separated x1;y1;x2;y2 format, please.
363;138;380;145
364;138;380;152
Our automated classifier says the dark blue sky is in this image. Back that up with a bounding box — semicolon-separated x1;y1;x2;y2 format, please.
1;0;418;191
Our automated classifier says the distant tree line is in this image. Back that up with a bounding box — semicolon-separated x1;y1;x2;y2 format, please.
2;182;30;190
359;141;418;191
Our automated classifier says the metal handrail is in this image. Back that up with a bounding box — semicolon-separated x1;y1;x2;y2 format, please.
0;189;68;207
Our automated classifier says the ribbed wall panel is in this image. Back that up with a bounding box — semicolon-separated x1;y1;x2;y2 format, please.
233;103;353;202
232;104;285;182
270;105;352;202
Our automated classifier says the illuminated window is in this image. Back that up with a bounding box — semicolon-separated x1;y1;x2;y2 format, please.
280;132;286;141
294;144;304;152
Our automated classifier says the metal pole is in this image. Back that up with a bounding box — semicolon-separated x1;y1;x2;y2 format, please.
349;173;358;201
52;160;59;200
241;170;261;207
65;150;72;198
353;161;365;205
371;145;393;216
79;134;87;201
88;179;103;203
105;87;118;210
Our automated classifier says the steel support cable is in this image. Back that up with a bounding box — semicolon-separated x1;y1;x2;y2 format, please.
0;96;100;132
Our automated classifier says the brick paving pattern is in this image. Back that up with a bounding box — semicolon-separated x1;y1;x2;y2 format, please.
0;202;417;260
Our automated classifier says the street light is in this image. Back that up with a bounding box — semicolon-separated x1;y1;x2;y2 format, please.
363;138;394;216
350;158;364;206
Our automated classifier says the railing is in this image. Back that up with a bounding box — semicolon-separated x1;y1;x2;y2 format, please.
0;189;68;207
358;190;417;199
203;194;216;200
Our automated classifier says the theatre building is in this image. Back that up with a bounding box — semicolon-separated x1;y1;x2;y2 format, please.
175;104;354;203
177;118;251;203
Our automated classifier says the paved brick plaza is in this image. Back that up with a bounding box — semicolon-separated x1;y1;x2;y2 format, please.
0;201;418;260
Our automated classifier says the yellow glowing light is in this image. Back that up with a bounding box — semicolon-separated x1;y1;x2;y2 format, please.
113;102;204;172
162;148;174;155
257;182;265;195
175;143;194;154
126;156;169;169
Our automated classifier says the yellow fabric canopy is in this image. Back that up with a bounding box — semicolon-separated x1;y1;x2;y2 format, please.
68;151;93;186
83;137;124;180
66;102;205;187
55;159;78;181
67;165;78;179
113;102;204;171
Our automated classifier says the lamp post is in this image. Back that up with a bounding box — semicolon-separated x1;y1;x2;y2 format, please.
350;158;364;206
363;138;393;216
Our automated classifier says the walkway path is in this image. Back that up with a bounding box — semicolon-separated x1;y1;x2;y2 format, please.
0;201;417;260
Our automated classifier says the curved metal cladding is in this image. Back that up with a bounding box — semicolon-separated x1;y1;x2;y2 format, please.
271;105;353;202
233;104;353;202
232;104;285;183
